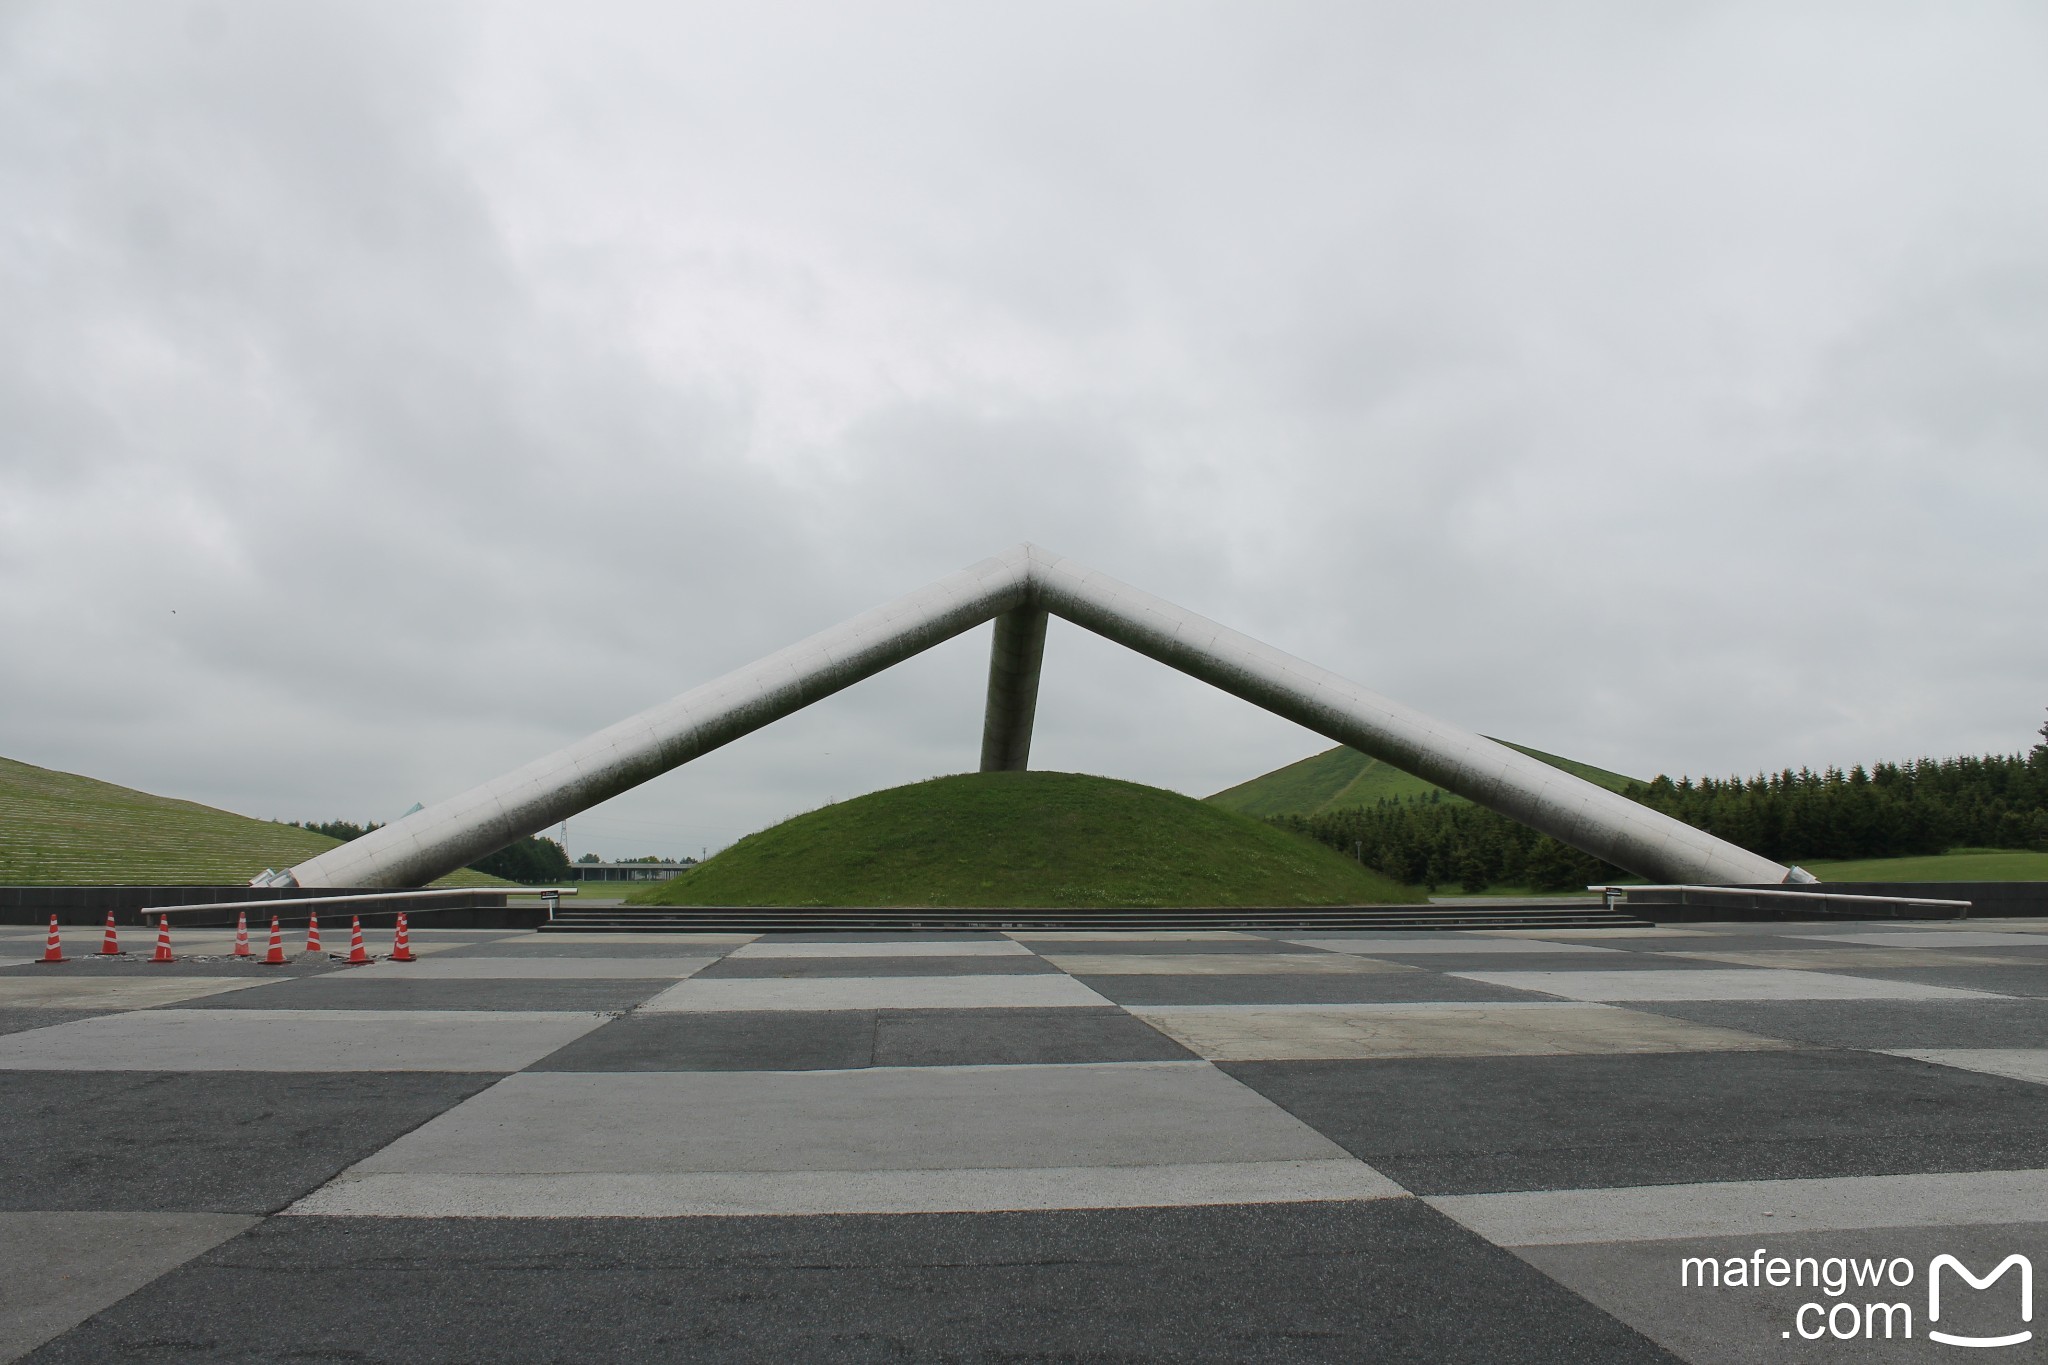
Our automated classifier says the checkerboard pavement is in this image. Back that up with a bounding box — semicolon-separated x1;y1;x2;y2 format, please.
2;917;2046;1362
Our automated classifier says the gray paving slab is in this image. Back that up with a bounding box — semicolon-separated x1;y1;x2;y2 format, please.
0;976;272;1012
1130;1003;1784;1062
1357;952;1740;973
346;1062;1353;1176
1452;968;2007;1002
1041;952;1408;976
1220;1049;2048;1195
639;974;1113;1012
0;1009;610;1071
693;953;1060;978
1428;1169;2048;1245
1515;1221;2048;1365
159;976;677;1013
0;1211;256;1363
22;1204;1680;1364
1889;1048;2048;1086
1796;930;2048;949
0;1071;496;1211
1630;999;2048;1051
1288;937;1628;955
332;956;715;979
1802;964;2048;998
1071;970;1556;1006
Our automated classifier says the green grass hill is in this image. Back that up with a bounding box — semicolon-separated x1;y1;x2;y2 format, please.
632;771;1419;908
1207;741;1640;819
1798;849;2048;882
0;754;504;887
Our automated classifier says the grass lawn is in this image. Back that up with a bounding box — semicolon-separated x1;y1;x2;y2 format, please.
1208;740;1639;819
632;770;1422;908
1799;848;2048;882
0;754;508;887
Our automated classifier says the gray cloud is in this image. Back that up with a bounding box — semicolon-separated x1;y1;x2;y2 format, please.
4;1;2045;861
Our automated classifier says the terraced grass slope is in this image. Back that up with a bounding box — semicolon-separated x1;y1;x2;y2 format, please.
1799;848;2048;882
1207;741;1640;819
0;755;504;887
633;771;1419;908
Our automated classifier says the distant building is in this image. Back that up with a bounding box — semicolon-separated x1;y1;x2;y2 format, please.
566;858;698;883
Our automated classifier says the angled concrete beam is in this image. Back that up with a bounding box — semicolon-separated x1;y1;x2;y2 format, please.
267;541;1803;890
1025;545;1800;888
978;606;1048;772
277;547;1033;889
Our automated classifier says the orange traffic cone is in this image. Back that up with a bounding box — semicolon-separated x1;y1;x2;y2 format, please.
388;911;416;962
233;910;251;958
36;914;66;964
262;915;287;965
98;910;122;956
304;910;321;955
343;915;372;965
149;915;175;964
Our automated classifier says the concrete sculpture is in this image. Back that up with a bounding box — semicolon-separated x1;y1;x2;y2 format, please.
261;543;1809;890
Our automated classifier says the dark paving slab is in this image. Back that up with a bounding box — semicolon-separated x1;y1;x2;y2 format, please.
1222;1049;2048;1196
0;1072;496;1212
693;954;1059;979
0;959;339;978
872;1008;1199;1067
23;1202;1679;1364
1073;972;1555;1006
1805;964;2048;997
525;1007;1199;1071
1518;1220;2048;1365
1630;997;2048;1050
432;942;740;960
749;931;1015;943
1018;939;1325;955
154;978;673;1012
1347;952;1738;972
0;1008;103;1037
528;1011;878;1072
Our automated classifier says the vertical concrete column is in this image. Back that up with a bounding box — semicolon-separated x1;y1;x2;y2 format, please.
979;606;1048;772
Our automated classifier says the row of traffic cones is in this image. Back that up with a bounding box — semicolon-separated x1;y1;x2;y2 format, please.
36;911;418;965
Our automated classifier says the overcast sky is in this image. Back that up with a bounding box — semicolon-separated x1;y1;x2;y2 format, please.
4;2;2045;862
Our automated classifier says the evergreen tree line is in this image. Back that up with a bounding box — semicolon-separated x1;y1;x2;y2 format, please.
286;820;571;884
1278;720;2048;894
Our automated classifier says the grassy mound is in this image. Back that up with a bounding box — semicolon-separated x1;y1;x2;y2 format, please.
1208;741;1639;819
0;754;503;887
633;771;1419;907
1798;848;2048;882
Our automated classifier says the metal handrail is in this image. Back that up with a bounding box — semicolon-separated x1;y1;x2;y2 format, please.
138;886;580;916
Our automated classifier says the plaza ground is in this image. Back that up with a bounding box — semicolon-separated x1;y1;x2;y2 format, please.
2;916;2046;1362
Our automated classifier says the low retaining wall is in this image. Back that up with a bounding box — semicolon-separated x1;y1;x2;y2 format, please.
0;887;547;930
1631;881;2046;922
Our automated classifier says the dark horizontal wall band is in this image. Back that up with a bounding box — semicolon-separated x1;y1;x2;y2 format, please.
0;887;539;929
